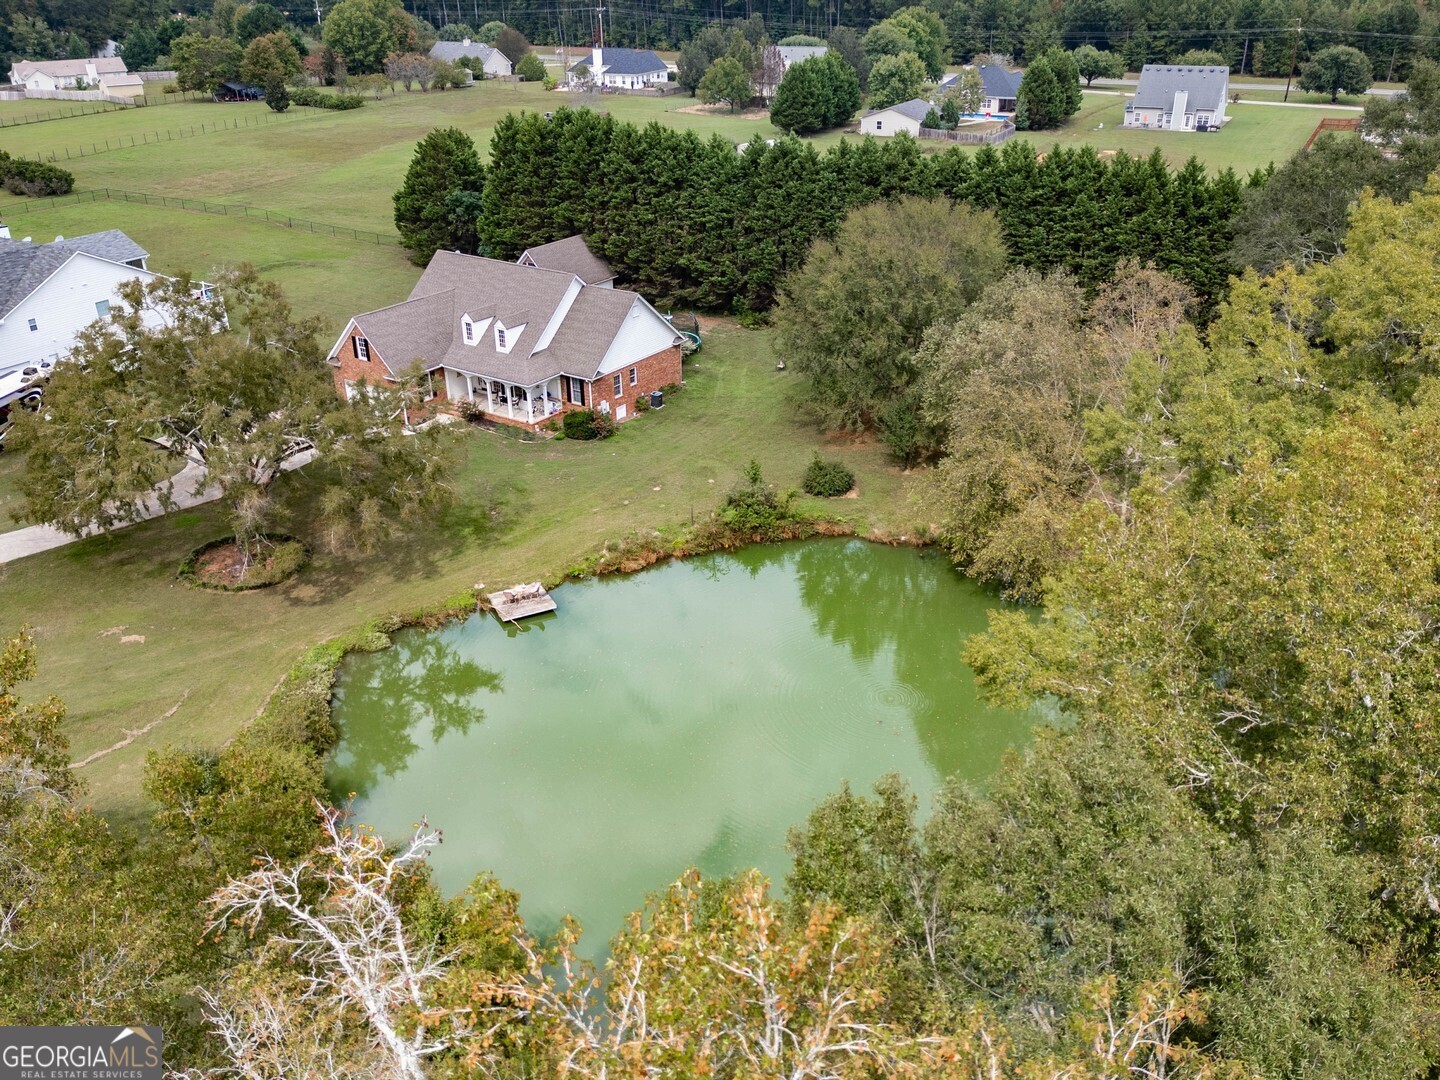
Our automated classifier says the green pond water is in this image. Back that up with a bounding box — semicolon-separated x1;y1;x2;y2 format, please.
328;538;1044;958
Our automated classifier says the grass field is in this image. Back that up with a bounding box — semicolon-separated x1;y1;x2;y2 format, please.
1015;92;1359;174
0;326;920;828
0;72;1359;827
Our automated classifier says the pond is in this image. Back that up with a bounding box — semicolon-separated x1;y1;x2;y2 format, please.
328;538;1045;959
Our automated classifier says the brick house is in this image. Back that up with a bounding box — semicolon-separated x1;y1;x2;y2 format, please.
328;242;683;428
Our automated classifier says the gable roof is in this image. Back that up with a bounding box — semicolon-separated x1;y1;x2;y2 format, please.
344;252;678;385
777;45;827;66
10;57;127;80
0;230;149;322
428;40;504;64
1131;64;1229;113
570;47;666;75
978;65;1022;100
862;97;933;124
518;235;614;285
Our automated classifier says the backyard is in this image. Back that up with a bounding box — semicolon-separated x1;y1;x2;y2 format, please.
0;325;918;828
0;71;1360;828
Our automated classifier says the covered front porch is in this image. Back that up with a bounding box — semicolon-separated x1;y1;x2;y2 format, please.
443;369;574;427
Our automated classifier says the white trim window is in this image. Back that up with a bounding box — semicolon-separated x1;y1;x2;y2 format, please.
567;377;586;405
95;300;110;317
353;335;370;360
463;318;474;344
613;373;622;396
629;366;638;386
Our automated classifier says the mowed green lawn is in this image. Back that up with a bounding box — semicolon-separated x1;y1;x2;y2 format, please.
0;326;919;828
1014;91;1360;174
1;199;423;333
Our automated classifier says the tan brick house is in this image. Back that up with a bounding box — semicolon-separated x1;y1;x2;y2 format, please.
328;242;684;428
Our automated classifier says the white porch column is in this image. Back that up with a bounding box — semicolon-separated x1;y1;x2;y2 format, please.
485;379;494;414
506;384;515;420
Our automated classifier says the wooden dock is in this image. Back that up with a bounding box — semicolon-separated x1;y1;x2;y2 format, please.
488;582;557;622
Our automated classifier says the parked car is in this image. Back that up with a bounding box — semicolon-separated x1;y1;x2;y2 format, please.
0;363;50;413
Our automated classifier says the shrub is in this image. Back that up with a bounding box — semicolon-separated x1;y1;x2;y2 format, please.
561;408;615;440
720;460;798;536
162;82;180;93
0;155;74;197
456;399;486;423
289;85;364;109
802;455;855;497
635;395;651;413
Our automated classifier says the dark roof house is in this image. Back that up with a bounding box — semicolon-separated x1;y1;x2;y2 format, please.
517;235;615;287
328;250;684;427
977;65;1022;103
0;230;148;322
1124;64;1230;130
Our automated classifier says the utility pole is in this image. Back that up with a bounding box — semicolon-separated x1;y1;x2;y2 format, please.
595;3;605;48
314;0;322;27
1283;18;1301;101
1239;35;1249;76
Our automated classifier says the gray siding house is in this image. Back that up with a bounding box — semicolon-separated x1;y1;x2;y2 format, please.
1123;65;1230;131
858;97;931;136
429;40;512;77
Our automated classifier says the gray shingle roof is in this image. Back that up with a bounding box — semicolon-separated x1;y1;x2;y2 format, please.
978;65;1022;100
1131;65;1229;113
518;235;614;285
428;41;505;66
862;98;933;123
570;47;666;75
347;252;673;386
0;230;149;322
10;57;127;80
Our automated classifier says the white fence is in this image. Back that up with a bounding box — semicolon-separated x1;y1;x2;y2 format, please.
15;88;137;105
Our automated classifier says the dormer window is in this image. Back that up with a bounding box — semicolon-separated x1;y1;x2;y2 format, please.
493;322;524;353
464;319;473;343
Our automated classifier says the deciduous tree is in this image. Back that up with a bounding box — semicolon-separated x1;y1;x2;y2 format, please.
697;55;751;111
172;32;243;93
867;50;926;108
241;30;302;88
1071;42;1124;85
774;196;1007;432
10;269;452;576
1300;44;1374;101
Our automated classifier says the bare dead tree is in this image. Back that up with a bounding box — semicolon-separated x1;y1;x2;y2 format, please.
204;803;453;1080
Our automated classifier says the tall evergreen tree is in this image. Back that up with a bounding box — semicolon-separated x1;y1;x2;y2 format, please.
1016;54;1065;129
393;127;487;264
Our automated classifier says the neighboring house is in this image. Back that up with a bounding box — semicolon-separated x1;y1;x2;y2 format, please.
429;39;512;77
777;45;828;69
0;229;160;377
8;57;139;97
1123;64;1230;131
517;235;615;288
977;65;1021;115
937;66;1021;114
328;246;683;428
858;97;932;137
566;47;669;89
754;45;825;100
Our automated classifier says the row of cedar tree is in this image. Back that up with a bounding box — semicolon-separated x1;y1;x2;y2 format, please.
396;108;1254;310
